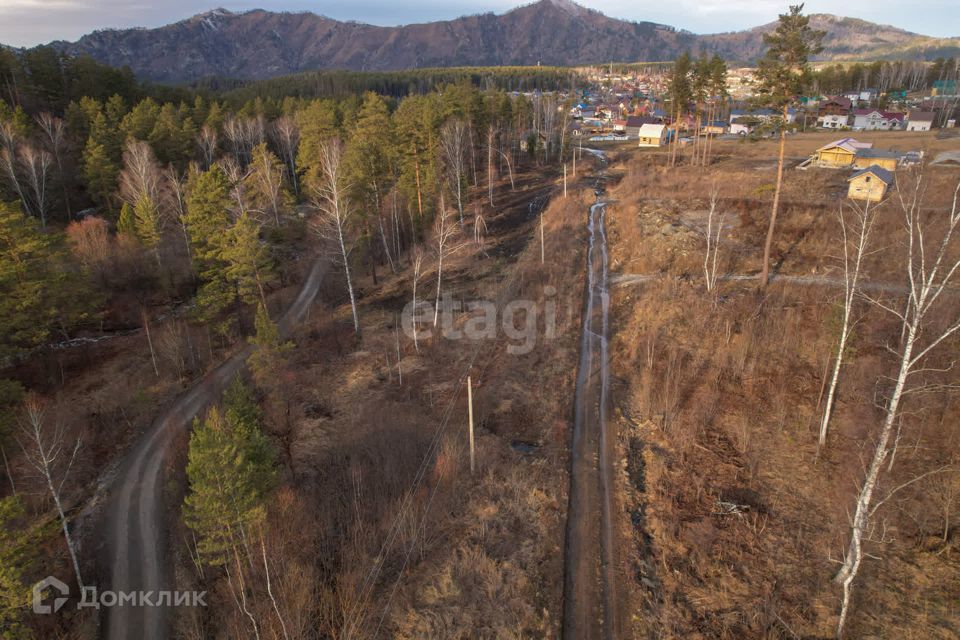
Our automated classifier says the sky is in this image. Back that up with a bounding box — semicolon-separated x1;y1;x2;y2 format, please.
0;0;957;48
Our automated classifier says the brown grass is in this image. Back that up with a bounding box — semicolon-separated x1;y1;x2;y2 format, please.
607;151;960;639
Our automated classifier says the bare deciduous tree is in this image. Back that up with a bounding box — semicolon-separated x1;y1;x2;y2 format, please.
439;118;468;226
432;191;464;327
250;143;288;227
165;166;192;260
272;116;300;195
819;199;878;448
224;116;265;166
119;139;163;208
220;155;253;219
703;189;725;292
410;247;424;353
20;145;52;227
17;396;85;589
311;138;359;333
835;177;960;638
198;124;219;170
36;112;70;219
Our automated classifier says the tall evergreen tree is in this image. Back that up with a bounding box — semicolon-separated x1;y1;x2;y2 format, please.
754;4;824;287
183;384;275;566
0;496;31;639
0;202;92;360
223;212;273;308
185;165;234;320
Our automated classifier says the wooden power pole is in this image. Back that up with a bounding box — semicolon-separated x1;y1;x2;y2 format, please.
467;376;475;474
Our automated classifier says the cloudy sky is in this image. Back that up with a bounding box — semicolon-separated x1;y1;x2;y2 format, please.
1;0;957;47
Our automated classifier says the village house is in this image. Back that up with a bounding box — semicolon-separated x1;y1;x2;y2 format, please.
851;109;905;131
815;138;873;168
932;79;958;97
614;115;660;138
637;123;668;148
567;121;584;138
819;113;850;129
700;120;727;136
853;148;901;171
906;110;935;132
847;165;894;202
819;96;853;118
843;89;878;104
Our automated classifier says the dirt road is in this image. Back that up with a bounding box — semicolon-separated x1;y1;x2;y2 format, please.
563;152;624;639
101;258;327;640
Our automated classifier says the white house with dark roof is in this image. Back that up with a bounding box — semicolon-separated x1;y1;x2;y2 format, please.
906;110;935;132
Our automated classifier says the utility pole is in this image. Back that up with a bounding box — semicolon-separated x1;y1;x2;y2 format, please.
563;163;568;198
540;207;545;264
467;376;475;474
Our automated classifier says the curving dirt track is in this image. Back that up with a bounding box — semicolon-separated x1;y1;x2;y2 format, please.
100;258;327;640
563;148;624;640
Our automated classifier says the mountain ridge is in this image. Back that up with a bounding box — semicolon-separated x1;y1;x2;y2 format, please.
18;1;960;83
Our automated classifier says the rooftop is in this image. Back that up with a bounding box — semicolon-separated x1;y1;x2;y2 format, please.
849;165;895;185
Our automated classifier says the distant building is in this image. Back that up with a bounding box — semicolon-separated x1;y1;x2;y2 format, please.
932;80;958;97
848;165;894;202
819;114;850;129
819;96;853;117
853;148;901;171
623;116;660;138
815;138;873;168
851;109;905;131
906;110;936;132
637;124;668;148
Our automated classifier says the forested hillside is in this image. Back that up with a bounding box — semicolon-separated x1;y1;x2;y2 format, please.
0;69;580;637
23;1;959;83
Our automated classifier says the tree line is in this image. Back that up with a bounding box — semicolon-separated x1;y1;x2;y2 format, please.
811;57;959;96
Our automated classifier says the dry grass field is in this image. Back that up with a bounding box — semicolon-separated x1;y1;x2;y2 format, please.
605;137;960;639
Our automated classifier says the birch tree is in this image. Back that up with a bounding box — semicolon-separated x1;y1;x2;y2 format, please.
440;118;468;226
19;145;52;227
311;138;359;333
819;200;878;448
432;192;463;327
410;247;424;353
119;138;163;210
36;112;70;219
249;143;291;227
271;115;300;195
198;124;219;170
703;189;725;292
834;177;960;638
17;396;84;589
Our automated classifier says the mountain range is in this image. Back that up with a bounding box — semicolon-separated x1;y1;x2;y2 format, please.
30;0;960;83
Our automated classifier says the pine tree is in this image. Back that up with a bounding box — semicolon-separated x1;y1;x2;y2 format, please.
133;193;162;266
117;201;137;236
183;386;275;566
185;165;235;320
345;92;395;284
82;136;118;209
248;304;292;391
754;4;824;287
296;99;339;193
223;212;273;308
0;496;31;640
0;202;92;360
